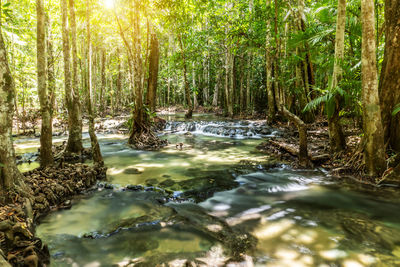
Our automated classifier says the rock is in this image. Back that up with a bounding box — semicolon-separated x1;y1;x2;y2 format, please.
0;220;13;232
159;179;175;187
12;222;33;239
162;174;171;178
145;178;159;186
126;185;144;191
24;254;39;267
123;168;142;175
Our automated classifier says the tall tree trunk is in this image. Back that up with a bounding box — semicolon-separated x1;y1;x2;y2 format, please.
212;68;221;107
116;50;122;112
328;0;347;153
266;0;276;121
100;49;106;115
66;0;83;154
86;0;103;165
46;14;56;117
192;62;199;109
146;32;159;112
0;13;26;204
178;34;193;119
379;0;400;152
37;0;53;167
361;0;386;176
239;57;246;115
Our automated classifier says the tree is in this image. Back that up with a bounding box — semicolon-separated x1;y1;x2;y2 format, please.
178;33;193;119
361;0;386;176
37;0;53;166
65;0;83;155
146;30;160;113
0;10;25;203
86;0;103;166
328;0;347;153
379;0;400;152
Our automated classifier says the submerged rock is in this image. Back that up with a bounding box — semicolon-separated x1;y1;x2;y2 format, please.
123;168;142;175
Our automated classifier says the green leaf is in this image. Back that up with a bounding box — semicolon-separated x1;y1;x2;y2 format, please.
326;96;336;119
392;103;400;116
0;162;4;168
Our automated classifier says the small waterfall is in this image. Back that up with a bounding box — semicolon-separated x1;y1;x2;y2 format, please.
164;120;278;139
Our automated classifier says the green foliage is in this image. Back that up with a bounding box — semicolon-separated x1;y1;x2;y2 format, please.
392;103;400;116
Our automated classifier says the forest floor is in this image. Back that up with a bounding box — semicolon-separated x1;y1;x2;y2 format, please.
255;116;395;186
0;164;107;266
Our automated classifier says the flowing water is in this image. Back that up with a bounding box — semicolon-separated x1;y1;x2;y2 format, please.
15;115;400;266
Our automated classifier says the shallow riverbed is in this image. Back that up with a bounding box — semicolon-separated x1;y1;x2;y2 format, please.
15;115;400;266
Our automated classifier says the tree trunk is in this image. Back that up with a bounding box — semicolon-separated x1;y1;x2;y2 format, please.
266;2;276;121
328;0;347;153
86;0;103;166
37;0;53;167
361;0;386;176
225;47;234;118
116;50;122;112
212;68;221;107
100;49;106;115
46;14;56;117
146;32;159;112
192;62;199;109
0;18;25;203
379;0;400;152
66;0;83;154
178;34;193;119
280;106;310;168
239;57;246;115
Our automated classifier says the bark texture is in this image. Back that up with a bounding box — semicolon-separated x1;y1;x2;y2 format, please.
361;0;386;176
146;32;159;112
379;0;400;151
37;0;53;167
265;2;276;122
178;34;193;119
0;23;25;203
66;0;83;154
86;0;103;165
328;0;347;153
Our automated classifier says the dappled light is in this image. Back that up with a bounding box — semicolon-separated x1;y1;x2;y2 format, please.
1;0;400;265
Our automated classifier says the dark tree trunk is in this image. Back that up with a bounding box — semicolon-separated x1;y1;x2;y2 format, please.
379;0;400;152
178;34;193;119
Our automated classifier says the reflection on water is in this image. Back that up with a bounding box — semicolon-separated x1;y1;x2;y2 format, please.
19;115;400;266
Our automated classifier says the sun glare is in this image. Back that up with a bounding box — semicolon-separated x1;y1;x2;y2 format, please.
103;0;115;9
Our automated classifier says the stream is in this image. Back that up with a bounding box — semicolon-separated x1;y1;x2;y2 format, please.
14;115;400;266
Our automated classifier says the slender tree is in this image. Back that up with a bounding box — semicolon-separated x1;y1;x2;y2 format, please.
178;34;193;119
265;0;276;121
65;0;83;154
86;0;103;165
0;7;25;203
146;31;159;112
361;0;386;176
328;0;347;153
37;0;53;166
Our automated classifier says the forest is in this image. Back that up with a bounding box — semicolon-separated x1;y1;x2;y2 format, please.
0;0;400;266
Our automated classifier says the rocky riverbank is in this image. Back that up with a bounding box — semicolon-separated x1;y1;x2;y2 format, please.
0;163;107;266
